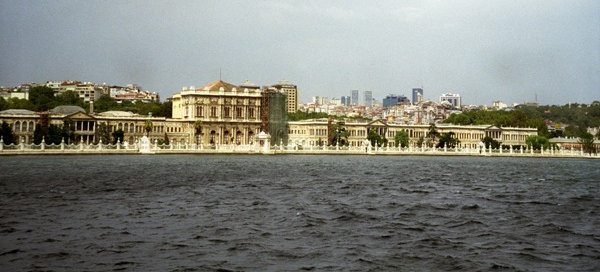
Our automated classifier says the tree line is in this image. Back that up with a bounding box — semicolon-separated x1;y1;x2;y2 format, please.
0;86;172;117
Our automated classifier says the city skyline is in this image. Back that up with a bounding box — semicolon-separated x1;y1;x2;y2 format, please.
1;1;598;105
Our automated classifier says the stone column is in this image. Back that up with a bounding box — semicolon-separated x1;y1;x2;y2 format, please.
41;138;45;151
61;138;65;151
98;139;102;150
0;136;4;151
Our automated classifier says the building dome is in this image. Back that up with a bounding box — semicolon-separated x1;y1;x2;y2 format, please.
96;111;138;117
0;109;36;115
50;105;85;115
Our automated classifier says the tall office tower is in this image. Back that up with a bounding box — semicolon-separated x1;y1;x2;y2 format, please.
351;90;359;106
271;80;298;113
364;91;373;107
341;96;346;106
383;94;410;107
412;88;423;104
344;96;351;106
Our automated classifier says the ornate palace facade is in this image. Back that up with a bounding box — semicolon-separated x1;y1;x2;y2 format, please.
171;80;263;145
288;119;538;148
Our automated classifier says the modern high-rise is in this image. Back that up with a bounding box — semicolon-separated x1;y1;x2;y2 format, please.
272;80;298;113
364;91;373;107
440;93;462;108
351;90;359;106
383;94;410;107
412;88;423;104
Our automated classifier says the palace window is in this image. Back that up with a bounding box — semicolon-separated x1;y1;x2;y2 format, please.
196;106;203;117
249;108;255;118
236;107;243;118
210;107;217;117
224;107;231;118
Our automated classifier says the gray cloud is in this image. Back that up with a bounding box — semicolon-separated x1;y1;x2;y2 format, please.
1;0;598;105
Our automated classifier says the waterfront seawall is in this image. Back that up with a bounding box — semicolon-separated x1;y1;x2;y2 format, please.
1;142;598;159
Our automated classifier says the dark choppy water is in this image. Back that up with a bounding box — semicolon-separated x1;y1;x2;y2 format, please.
0;155;599;271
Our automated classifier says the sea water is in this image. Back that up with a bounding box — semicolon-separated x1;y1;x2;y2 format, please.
0;155;598;271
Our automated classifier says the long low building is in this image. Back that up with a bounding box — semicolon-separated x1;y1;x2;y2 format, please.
288;119;538;148
1;108;537;148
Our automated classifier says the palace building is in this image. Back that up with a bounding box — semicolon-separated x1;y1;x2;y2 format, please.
288;119;538;149
0;79;289;146
171;80;264;145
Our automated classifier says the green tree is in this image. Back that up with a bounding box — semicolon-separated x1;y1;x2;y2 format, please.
0;97;7;111
95;122;111;144
367;128;385;147
93;95;120;112
33;124;47;144
0;121;16;144
525;135;551;150
161;133;170;145
445;113;472;125
46;124;63;145
29;86;57;111
394;130;409;148
482;136;501;149
61;118;76;144
416;136;424;148
154;100;172;117
579;133;597;154
6;97;36;111
287;111;332;121
144;120;153;136
194;120;203;144
329;121;349;146
563;125;588;138
437;132;460;148
57;90;84;107
112;129;124;144
425;123;439;147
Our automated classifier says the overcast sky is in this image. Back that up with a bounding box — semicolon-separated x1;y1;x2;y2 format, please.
1;0;598;105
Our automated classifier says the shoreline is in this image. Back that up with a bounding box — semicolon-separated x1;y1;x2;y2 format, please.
0;149;598;159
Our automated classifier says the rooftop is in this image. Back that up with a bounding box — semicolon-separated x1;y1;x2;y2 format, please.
50;105;85;115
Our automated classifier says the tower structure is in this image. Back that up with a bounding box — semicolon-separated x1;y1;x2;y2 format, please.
412;88;423;104
271;80;297;113
351;90;359;106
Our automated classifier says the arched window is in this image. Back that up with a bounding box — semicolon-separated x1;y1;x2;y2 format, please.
29;121;34;132
124;123;129;133
14;121;20;132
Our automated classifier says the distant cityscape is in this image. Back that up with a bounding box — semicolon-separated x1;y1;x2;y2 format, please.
0;81;159;104
302;88;539;125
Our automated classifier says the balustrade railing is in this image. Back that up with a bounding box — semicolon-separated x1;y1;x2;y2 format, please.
0;138;597;158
